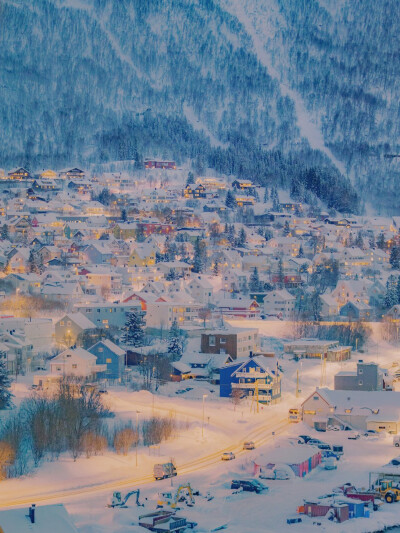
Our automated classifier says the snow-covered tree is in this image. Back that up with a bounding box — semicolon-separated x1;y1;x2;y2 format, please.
121;311;145;348
225;190;236;209
249;267;260;292
0;356;13;409
168;319;183;359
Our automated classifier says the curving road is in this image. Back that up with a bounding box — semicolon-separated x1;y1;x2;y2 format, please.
0;394;289;508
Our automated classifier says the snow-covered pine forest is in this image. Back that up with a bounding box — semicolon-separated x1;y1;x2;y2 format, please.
2;0;400;212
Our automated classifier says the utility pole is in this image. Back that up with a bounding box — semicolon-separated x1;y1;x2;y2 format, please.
202;394;208;437
135;410;140;467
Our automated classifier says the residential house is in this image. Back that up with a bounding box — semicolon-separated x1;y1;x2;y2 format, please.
55;312;97;346
0;504;79;533
301;387;400;433
339;300;373;321
88;339;125;381
334;361;386;391
219;355;281;404
201;327;258;359
50;347;106;378
145;300;202;329
74;301;142;329
263;289;295;319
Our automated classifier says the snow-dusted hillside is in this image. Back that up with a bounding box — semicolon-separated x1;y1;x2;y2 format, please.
2;0;398;211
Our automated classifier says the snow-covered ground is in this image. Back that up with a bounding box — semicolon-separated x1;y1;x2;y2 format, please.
2;326;400;532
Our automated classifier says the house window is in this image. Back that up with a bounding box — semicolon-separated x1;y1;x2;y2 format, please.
304;410;316;415
56;366;61;371
313;396;319;400
220;338;226;344
98;348;103;352
106;358;112;363
359;369;363;374
359;380;363;386
209;336;216;346
67;321;71;326
60;321;64;326
67;354;71;358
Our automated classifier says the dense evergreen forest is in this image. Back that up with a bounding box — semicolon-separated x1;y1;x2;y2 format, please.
1;0;396;212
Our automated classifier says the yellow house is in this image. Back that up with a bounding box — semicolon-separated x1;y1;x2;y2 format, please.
128;246;156;267
40;169;57;179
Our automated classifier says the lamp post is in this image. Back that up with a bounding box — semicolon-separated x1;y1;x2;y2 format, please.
202;394;208;438
136;410;140;467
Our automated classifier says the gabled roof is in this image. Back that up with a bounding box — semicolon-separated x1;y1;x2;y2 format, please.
57;312;96;330
231;355;277;377
0;504;79;533
55;347;96;362
89;339;125;356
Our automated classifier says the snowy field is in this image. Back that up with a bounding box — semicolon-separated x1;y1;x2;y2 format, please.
2;324;400;532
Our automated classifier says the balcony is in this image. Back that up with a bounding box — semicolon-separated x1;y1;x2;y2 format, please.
235;371;266;379
232;382;268;389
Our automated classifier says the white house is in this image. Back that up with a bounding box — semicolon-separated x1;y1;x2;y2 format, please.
263;289;295;319
50;347;106;377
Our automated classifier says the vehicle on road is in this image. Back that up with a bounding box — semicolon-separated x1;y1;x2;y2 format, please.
154;463;177;480
243;441;255;450
288;408;301;423
221;452;235;461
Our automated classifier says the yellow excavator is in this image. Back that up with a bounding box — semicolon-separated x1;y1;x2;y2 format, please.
157;484;195;509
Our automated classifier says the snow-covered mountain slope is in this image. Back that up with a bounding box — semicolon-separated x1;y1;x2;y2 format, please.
2;0;397;211
223;0;400;212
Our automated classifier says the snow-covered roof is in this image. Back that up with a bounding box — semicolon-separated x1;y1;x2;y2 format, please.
59;312;96;330
0;504;79;533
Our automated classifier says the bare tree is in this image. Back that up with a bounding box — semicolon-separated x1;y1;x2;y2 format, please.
0;442;15;479
230;388;245;411
113;426;139;455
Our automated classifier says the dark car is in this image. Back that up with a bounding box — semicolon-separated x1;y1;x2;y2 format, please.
298;435;312;444
231;480;267;493
317;443;331;451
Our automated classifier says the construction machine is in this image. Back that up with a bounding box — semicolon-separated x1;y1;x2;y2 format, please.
376;479;400;503
157;484;195;509
109;489;143;508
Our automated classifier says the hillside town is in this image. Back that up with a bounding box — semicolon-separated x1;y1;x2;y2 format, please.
2;164;400;532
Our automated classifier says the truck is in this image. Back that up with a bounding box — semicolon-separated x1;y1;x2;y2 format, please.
154;462;177;481
393;435;400;447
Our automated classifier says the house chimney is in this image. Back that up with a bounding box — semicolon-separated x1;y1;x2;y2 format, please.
29;504;36;524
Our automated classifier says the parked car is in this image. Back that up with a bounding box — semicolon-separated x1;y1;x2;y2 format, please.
324;457;337;470
222;452;235;461
243;441;255;450
231;480;267;493
307;439;324;446
393;436;400;447
347;432;361;440
332;445;344;456
260;468;290;480
298;435;312;443
317;443;331;451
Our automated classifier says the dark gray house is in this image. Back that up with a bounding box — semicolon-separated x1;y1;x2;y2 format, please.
334;361;385;391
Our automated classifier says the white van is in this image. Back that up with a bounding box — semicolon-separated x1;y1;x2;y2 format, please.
153;462;177;480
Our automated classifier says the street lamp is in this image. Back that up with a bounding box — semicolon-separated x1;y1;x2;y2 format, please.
202;394;208;438
136;410;141;467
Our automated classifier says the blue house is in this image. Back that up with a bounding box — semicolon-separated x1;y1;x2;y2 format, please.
219;356;281;404
88;339;125;380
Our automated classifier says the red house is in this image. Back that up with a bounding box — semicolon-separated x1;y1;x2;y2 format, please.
145;159;176;170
